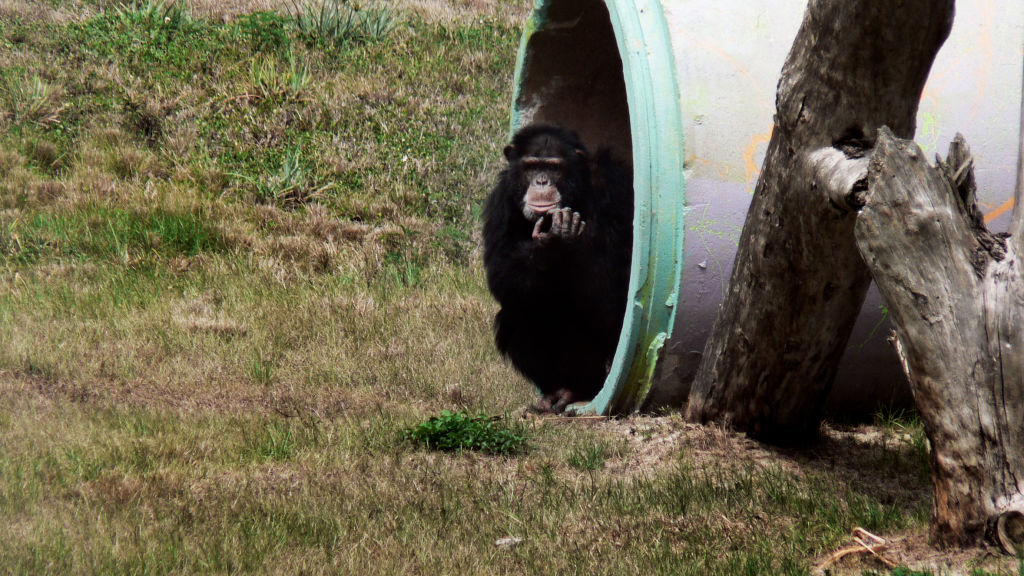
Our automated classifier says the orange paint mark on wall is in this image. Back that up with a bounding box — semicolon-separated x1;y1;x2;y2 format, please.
688;155;733;181
984;198;1015;223
743;131;772;186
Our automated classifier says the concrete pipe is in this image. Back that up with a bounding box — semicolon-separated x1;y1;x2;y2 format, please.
508;0;1024;417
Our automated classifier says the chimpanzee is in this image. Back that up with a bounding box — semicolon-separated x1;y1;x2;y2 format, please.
482;123;634;413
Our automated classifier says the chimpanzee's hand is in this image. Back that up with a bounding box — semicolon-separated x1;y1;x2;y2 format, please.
532;208;585;243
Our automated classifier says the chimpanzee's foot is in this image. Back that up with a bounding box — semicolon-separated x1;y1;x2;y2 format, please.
527;396;555;414
549;388;575;413
526;388;576;414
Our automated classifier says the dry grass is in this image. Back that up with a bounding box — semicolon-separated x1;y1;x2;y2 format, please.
0;0;530;24
0;0;102;22
188;0;531;25
5;369;1008;574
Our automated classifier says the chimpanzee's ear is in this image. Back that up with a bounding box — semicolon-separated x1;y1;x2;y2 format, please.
503;145;516;162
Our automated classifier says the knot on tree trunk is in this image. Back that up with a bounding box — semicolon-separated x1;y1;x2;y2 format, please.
806;147;870;213
987;510;1024;556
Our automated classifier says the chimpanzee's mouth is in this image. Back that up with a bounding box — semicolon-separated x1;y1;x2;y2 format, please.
528;203;557;214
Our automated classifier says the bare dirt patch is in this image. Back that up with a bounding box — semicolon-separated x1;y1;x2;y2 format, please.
813;529;1015;576
524;412;1014;574
401;0;531;24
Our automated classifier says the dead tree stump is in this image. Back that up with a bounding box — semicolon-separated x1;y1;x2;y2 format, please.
854;128;1024;550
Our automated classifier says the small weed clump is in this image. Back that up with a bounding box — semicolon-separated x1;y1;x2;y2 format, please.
292;0;396;45
2;73;63;126
404;411;528;455
114;0;196;41
567;440;610;472
874;407;932;479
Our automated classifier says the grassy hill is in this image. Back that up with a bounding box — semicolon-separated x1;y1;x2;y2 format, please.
0;2;1015;574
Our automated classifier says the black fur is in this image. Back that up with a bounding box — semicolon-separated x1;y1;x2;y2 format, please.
482;123;633;407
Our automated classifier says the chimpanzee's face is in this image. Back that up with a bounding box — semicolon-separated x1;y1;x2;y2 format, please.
505;134;583;222
519;155;564;220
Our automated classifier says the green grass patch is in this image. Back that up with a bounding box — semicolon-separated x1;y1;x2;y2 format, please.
243;420;298;463
404;410;528;455
1;205;223;265
233;11;295;54
567;440;612;472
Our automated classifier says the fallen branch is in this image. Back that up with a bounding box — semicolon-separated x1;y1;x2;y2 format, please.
818;527;897;570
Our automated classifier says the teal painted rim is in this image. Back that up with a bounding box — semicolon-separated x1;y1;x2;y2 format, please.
509;0;686;415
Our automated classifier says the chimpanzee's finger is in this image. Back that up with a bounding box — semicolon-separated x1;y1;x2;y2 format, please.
571;211;582;235
532;217;545;240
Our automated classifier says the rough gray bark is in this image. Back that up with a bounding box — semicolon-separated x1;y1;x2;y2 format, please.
1014;60;1024;244
854;128;1024;550
685;0;954;443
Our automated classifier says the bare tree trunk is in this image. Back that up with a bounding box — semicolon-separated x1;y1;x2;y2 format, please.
685;0;954;443
853;127;1024;550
